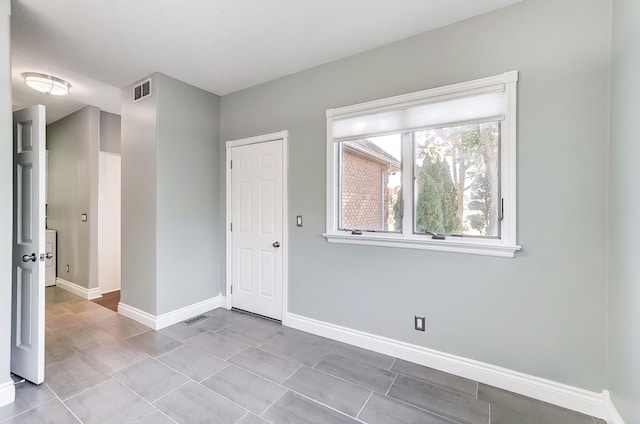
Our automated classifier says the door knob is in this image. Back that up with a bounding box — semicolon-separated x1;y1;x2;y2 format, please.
272;241;280;248
22;253;36;263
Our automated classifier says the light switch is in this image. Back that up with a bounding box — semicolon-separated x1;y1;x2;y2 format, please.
296;215;303;227
81;214;87;222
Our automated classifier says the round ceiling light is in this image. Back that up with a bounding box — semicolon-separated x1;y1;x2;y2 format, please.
22;72;71;96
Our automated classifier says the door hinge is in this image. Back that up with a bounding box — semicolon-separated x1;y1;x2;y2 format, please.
230;160;232;169
230;285;233;295
230;222;233;232
500;198;504;221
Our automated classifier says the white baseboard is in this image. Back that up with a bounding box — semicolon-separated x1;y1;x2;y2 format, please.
118;294;226;330
0;380;15;407
603;390;626;424
286;312;612;422
56;278;102;300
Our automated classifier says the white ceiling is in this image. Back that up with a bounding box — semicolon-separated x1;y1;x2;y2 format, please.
10;0;522;123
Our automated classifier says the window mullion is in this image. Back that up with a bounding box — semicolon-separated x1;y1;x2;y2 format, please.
401;132;413;237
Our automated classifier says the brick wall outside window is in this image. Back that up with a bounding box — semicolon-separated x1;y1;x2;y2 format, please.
341;149;389;231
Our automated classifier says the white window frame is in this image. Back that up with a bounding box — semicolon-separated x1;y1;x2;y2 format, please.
324;71;521;258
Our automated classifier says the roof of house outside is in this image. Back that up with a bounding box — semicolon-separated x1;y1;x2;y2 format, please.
343;139;401;170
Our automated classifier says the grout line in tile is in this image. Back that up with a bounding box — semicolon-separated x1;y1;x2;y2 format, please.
149;379;192;405
385;374;398;396
101;374;157;411
156;409;179;424
144;355;203;385
355;391;374;419
282;390;369;423
258;388;290;421
106;353;151;376
280;362;304;384
388;357;397;371
192;378;255;416
382;387;460;424
234;411;251;424
303;364;377;396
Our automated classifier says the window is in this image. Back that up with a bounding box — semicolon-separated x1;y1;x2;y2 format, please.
325;71;520;257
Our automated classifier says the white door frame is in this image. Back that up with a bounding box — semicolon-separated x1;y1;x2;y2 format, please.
225;130;288;324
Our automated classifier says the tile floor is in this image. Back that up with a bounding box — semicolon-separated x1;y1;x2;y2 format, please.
0;286;607;424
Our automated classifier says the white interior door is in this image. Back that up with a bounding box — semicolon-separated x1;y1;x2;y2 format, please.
231;139;283;320
12;105;46;384
98;152;121;293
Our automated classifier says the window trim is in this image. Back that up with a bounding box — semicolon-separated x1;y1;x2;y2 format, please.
324;71;521;258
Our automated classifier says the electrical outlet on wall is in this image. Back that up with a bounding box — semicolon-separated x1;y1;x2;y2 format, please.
414;315;426;331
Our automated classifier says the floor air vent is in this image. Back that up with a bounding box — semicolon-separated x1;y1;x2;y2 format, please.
133;79;152;102
183;315;208;326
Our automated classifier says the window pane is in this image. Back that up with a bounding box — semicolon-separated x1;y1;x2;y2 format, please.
413;122;500;237
339;135;402;232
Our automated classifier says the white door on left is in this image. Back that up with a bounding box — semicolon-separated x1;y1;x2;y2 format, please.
11;105;46;384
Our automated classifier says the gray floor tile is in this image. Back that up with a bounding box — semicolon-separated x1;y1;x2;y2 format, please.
3;399;80;424
391;359;477;397
205;307;247;322
358;392;455;424
217;317;281;346
158;345;227;382
125;331;183;357
193;315;237;332
0;381;55;421
45;329;78;366
237;413;270;424
159;322;208;341
40;288;607;424
62;300;104;314
275;327;333;349
388;374;489;424
46;313;88;332
80;339;148;374
76;307;122;326
65;378;155;424
229;346;301;383
263;391;360;424
113;357;189;402
186;332;249;360
45;355;111;400
327;341;395;370
46;302;73;319
260;334;326;366
98;317;152;340
315;354;397;394
283;366;372;417
46;287;82;303
58;325;121;351
202;365;286;415
478;384;595;424
135;410;177;424
155;381;246;424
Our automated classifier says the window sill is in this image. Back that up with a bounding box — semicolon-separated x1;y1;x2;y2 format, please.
323;232;521;258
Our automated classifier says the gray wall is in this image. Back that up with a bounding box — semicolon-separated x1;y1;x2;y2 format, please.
220;0;611;391
155;73;220;314
47;106;100;290
608;0;640;421
121;77;159;314
121;73;220;316
100;111;121;154
0;0;12;400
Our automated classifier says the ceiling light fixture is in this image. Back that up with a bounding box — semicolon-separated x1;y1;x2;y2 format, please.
22;72;71;96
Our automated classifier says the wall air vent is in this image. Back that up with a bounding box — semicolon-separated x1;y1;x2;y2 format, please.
133;79;152;102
